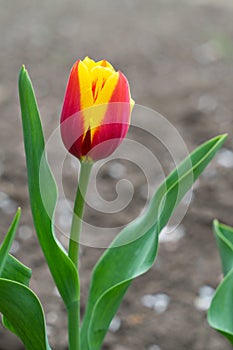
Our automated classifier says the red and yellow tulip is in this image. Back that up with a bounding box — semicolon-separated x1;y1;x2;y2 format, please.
60;57;134;161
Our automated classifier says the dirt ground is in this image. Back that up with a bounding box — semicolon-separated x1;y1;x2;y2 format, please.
1;0;233;349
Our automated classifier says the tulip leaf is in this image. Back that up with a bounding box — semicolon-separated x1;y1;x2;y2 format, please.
0;209;32;334
208;268;233;344
18;66;79;308
2;255;32;333
0;208;21;276
0;209;31;285
0;278;51;350
213;220;233;276
2;254;31;285
208;221;233;344
81;134;227;350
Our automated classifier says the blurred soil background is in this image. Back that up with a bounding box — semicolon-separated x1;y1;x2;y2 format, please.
1;0;233;349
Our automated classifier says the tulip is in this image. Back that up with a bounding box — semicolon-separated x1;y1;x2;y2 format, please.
60;57;134;162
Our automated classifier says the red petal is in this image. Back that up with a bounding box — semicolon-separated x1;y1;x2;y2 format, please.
61;60;81;123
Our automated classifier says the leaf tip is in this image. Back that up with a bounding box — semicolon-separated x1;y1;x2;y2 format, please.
18;65;29;85
17;207;22;215
213;219;219;229
219;133;228;141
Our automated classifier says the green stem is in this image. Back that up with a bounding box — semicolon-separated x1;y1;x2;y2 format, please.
68;160;93;267
68;160;93;350
68;300;80;350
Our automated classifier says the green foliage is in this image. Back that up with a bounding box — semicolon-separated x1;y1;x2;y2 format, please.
0;279;51;350
208;221;233;344
0;208;21;276
2;254;31;286
81;134;227;350
18;66;80;310
0;210;50;349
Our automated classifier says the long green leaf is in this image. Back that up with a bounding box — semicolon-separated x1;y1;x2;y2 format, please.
208;268;233;344
0;278;51;350
81;134;227;350
208;221;233;344
18;66;79;308
0;208;31;285
0;209;32;334
213;220;233;276
2;254;31;285
0;208;21;276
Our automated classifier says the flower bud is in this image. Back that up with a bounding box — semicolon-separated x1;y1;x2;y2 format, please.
60;57;134;162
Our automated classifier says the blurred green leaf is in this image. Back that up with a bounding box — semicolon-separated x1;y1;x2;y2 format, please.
81;134;227;350
208;221;233;344
0;279;51;350
18;66;79;309
0;208;21;276
213;220;233;276
208;269;233;344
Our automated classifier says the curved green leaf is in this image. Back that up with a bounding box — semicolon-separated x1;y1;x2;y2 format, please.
2;254;32;334
0;209;32;334
208;221;233;344
213;220;233;276
81;134;227;350
18;66;79;308
208;268;233;344
0;278;51;350
0;208;21;276
0;208;31;285
2;254;31;285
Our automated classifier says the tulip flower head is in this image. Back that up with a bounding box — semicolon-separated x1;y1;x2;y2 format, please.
60;57;134;162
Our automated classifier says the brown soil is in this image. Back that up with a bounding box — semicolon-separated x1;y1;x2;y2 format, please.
1;1;233;349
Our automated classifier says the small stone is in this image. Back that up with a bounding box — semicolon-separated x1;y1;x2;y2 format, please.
109;316;121;333
108;162;126;179
193;40;223;65
197;94;217;114
194;285;215;311
10;240;20;254
53;287;61;297
18;225;33;240
148;345;161;350
0;192;17;214
46;325;54;336
216;148;233;168
199;285;215;298
141;293;170;314
159;225;185;243
46;311;58;325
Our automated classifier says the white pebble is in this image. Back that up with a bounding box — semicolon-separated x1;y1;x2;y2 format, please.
148;345;161;350
194;285;215;311
46;325;54;336
108;162;126;179
10;240;20;254
216;148;233;168
109;316;121;333
159;225;185;243
18;225;33;240
141;293;170;314
46;311;58;325
53;287;61;297
199;285;215;298
0;192;17;214
193;40;222;65
198;94;217;114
